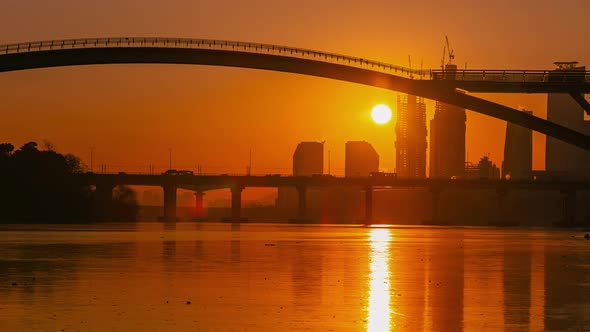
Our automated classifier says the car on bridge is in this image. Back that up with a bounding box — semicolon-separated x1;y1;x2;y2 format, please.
162;169;193;176
369;172;397;179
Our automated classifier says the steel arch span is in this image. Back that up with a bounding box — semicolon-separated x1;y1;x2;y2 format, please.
1;37;590;151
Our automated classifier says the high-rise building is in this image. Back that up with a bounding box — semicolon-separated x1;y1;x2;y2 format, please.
430;102;466;178
396;94;427;178
345;141;379;177
546;62;590;179
430;66;466;179
277;141;324;210
292;141;324;176
503;110;533;179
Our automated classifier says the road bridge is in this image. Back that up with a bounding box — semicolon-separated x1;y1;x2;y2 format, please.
1;37;590;150
79;173;590;226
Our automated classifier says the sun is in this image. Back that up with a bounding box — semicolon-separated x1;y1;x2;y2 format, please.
371;104;392;125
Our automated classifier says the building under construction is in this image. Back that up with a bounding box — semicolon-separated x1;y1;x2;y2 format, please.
396;94;427;178
429;64;467;178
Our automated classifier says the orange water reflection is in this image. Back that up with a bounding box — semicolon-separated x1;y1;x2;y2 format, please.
1;224;589;331
367;228;392;332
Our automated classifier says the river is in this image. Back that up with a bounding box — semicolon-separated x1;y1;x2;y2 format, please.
1;222;589;331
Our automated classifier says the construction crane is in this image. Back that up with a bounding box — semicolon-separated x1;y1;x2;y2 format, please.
441;46;446;70
445;35;455;65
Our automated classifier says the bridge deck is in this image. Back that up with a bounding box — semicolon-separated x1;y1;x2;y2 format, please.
80;174;590;191
1;37;589;91
2;37;590;152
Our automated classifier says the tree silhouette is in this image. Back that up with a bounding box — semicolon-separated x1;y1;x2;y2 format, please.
0;141;138;223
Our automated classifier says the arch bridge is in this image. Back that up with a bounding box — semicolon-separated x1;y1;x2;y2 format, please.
1;37;590;150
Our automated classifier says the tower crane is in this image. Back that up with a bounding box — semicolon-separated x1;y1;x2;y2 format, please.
445;35;455;65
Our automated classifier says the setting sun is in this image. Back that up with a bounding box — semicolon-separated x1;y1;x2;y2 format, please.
371;104;392;125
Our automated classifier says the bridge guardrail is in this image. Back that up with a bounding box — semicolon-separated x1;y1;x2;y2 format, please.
0;37;428;79
2;37;590;84
430;69;590;83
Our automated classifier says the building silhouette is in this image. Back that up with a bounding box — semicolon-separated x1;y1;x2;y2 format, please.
292;141;324;176
396;94;427;178
345;141;379;177
463;156;500;179
477;156;500;179
277;141;324;211
503;110;533;179
546;62;590;179
430;65;466;178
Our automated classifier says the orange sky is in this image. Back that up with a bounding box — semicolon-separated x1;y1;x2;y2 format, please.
1;0;589;178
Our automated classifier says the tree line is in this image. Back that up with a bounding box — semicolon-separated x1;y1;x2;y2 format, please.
0;142;138;223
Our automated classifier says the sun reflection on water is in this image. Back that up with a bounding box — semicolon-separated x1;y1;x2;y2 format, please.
367;228;392;332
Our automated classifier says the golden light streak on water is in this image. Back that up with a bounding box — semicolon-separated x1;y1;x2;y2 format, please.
367;228;392;332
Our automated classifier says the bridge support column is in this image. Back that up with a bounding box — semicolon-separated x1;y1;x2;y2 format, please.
492;187;510;226
223;186;247;223
194;191;206;221
160;185;177;222
297;185;307;219
557;189;577;227
432;188;440;224
424;186;445;225
289;185;313;223
95;183;115;221
364;186;373;224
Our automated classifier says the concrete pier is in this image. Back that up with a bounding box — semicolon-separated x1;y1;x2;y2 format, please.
289;185;313;223
193;191;206;221
556;189;577;227
161;184;178;222
223;185;248;223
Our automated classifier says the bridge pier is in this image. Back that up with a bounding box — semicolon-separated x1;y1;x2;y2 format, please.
363;186;373;225
95;183;115;221
223;186;247;223
423;186;445;225
491;187;510;226
297;185;307;219
193;191;206;221
160;185;178;222
432;188;441;224
556;189;577;227
289;185;313;223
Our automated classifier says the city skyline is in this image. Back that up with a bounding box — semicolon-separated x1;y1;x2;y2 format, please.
1;0;590;178
3;2;590;331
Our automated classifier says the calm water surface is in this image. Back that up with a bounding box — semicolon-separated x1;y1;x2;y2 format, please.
1;222;589;331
